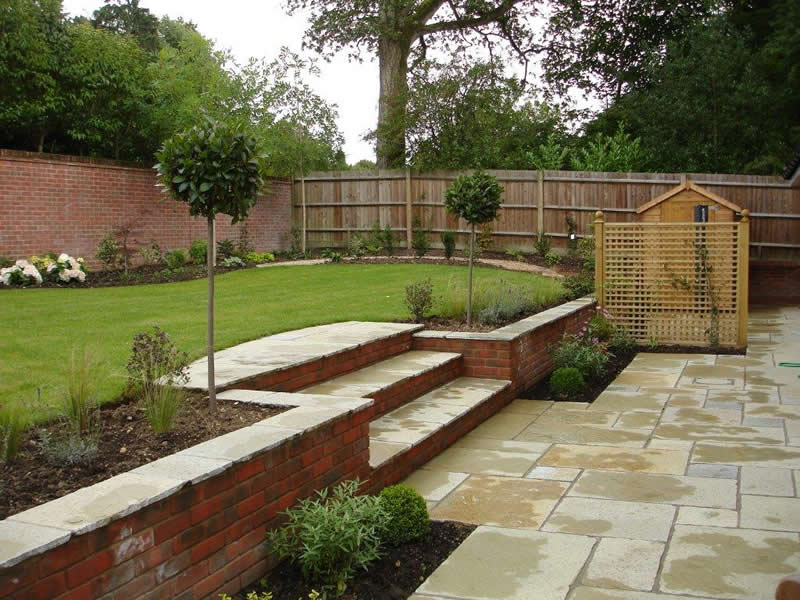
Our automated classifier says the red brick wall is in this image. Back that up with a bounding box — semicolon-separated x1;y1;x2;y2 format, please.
749;260;800;305
0;410;371;600
0;150;292;268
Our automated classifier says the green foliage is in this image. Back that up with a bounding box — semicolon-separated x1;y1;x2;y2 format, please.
0;257;13;268
534;233;552;257
437;277;564;323
411;219;431;258
366;221;385;255
39;430;99;466
216;239;236;260
475;281;542;326
245;252;275;263
321;248;343;262
545;251;561;266
552;335;610;380
577;236;595;271
505;247;526;262
189;240;208;264
0;402;27;462
91;0;161;53
97;233;121;270
441;231;456;260
570;123;649;172
266;480;387;594
155;116;265;224
382;224;395;257
221;256;246;268
379;485;430;546
610;327;636;354
563;272;595;298
60;348;99;435
549;367;585;397
444;171;504;227
145;384;184;434
126;326;189;417
588;314;615;342
30;254;55;272
405;278;434;321
528;133;570;170
139;242;163;265
165;249;187;270
347;232;368;258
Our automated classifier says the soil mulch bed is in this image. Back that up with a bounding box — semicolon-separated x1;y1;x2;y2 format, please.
0;396;286;519
238;520;476;600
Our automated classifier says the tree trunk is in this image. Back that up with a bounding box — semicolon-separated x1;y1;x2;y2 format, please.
37;131;45;153
207;216;216;413
377;36;410;169
467;223;475;325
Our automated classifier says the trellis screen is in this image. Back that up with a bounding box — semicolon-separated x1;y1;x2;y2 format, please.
596;218;749;347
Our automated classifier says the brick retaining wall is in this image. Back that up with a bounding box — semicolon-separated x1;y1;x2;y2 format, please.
0;150;292;268
749;260;800;305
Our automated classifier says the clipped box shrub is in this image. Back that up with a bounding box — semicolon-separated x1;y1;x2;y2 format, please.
549;367;585;397
379;484;430;546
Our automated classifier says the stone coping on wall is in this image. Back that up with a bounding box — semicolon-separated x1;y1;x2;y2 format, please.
0;395;372;570
413;296;596;342
184;322;423;391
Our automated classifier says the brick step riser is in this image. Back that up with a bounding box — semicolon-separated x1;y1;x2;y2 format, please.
365;384;514;494
225;332;414;394
364;356;464;420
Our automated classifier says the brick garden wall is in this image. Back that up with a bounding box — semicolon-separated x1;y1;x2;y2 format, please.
0;409;371;600
0;150;292;268
749;260;800;305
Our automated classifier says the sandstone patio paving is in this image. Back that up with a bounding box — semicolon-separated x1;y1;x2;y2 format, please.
417;526;594;600
409;306;800;600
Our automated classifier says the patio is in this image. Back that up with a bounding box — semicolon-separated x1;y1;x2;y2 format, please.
406;306;800;600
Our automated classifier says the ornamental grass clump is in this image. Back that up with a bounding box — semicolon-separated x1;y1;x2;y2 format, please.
0;402;27;462
126;327;189;433
267;480;387;596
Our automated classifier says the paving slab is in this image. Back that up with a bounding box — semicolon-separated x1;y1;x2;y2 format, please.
402;469;470;502
685;463;739;479
582;538;664;591
526;466;582;482
422;446;539;477
660;406;742;426
740;466;795;496
537;444;689;474
431;475;567;528
692;442;800;469
569;470;737;508
542;497;675;541
568;588;696;600
503;399;553;415
739;495;800;531
468;411;539;439
535;408;620;426
654;423;785;445
369;440;409;467
615;412;659;429
676;506;739;527
659;525;800;600
515;422;649;447
417;526;595;600
591;391;669;413
369;416;440;445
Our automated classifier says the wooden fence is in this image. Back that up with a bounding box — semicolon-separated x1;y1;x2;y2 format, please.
595;211;749;348
292;169;799;260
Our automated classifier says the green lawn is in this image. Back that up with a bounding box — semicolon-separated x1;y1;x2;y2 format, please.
1;264;563;413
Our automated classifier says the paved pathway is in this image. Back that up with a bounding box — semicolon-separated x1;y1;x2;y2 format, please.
404;306;800;600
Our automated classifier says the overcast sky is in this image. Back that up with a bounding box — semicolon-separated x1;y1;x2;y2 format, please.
61;0;380;163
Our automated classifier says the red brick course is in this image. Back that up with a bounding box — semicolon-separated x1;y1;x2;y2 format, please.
0;150;292;268
749;260;800;305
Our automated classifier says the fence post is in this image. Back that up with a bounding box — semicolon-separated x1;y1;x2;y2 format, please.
405;168;413;249
537;170;545;236
737;209;750;348
301;175;307;254
594;211;605;306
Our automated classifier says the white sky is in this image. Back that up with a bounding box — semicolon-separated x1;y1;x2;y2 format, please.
61;0;380;163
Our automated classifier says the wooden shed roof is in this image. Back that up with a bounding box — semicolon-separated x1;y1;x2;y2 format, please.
635;181;743;214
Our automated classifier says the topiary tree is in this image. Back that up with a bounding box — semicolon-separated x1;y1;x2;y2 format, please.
444;171;503;324
155;116;265;411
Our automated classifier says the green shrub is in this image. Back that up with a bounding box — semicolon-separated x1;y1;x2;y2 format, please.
405;278;434;321
221;256;246;268
366;221;384;255
476;281;539;325
382;224;395;256
189;240;208;264
545;251;561;266
216;238;236;260
379;484;430;546
40;430;98;466
505;247;525;261
0;402;27;462
165;249;187;269
267;480;387;594
30;254;55;271
588;313;615;342
610;327;636;353
549;367;585;397
577;236;595;271
321;248;343;262
534;232;552;257
441;231;456;260
563;272;594;298
245;251;275;263
347;232;367;257
96;232;120;269
139;242;163;265
411;219;430;257
438;276;564;322
552;335;610;380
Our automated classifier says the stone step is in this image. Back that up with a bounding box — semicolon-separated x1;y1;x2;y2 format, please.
368;377;512;487
301;350;463;418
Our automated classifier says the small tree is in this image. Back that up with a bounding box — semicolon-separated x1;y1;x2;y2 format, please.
155;116;264;411
444;171;503;325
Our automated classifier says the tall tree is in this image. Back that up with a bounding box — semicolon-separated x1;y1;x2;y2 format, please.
91;0;160;53
285;0;539;168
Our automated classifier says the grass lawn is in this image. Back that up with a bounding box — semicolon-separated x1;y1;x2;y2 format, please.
1;263;563;416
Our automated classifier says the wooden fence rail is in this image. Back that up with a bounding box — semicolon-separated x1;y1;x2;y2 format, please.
292;169;799;261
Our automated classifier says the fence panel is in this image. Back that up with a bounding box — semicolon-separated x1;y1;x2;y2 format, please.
597;216;748;348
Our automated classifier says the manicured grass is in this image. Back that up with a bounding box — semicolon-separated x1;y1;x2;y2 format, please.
1;264;563;415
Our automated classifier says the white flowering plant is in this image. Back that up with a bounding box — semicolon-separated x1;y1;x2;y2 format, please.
46;253;88;284
1;259;43;286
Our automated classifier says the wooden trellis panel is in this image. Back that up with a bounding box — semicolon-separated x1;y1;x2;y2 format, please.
596;216;749;348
